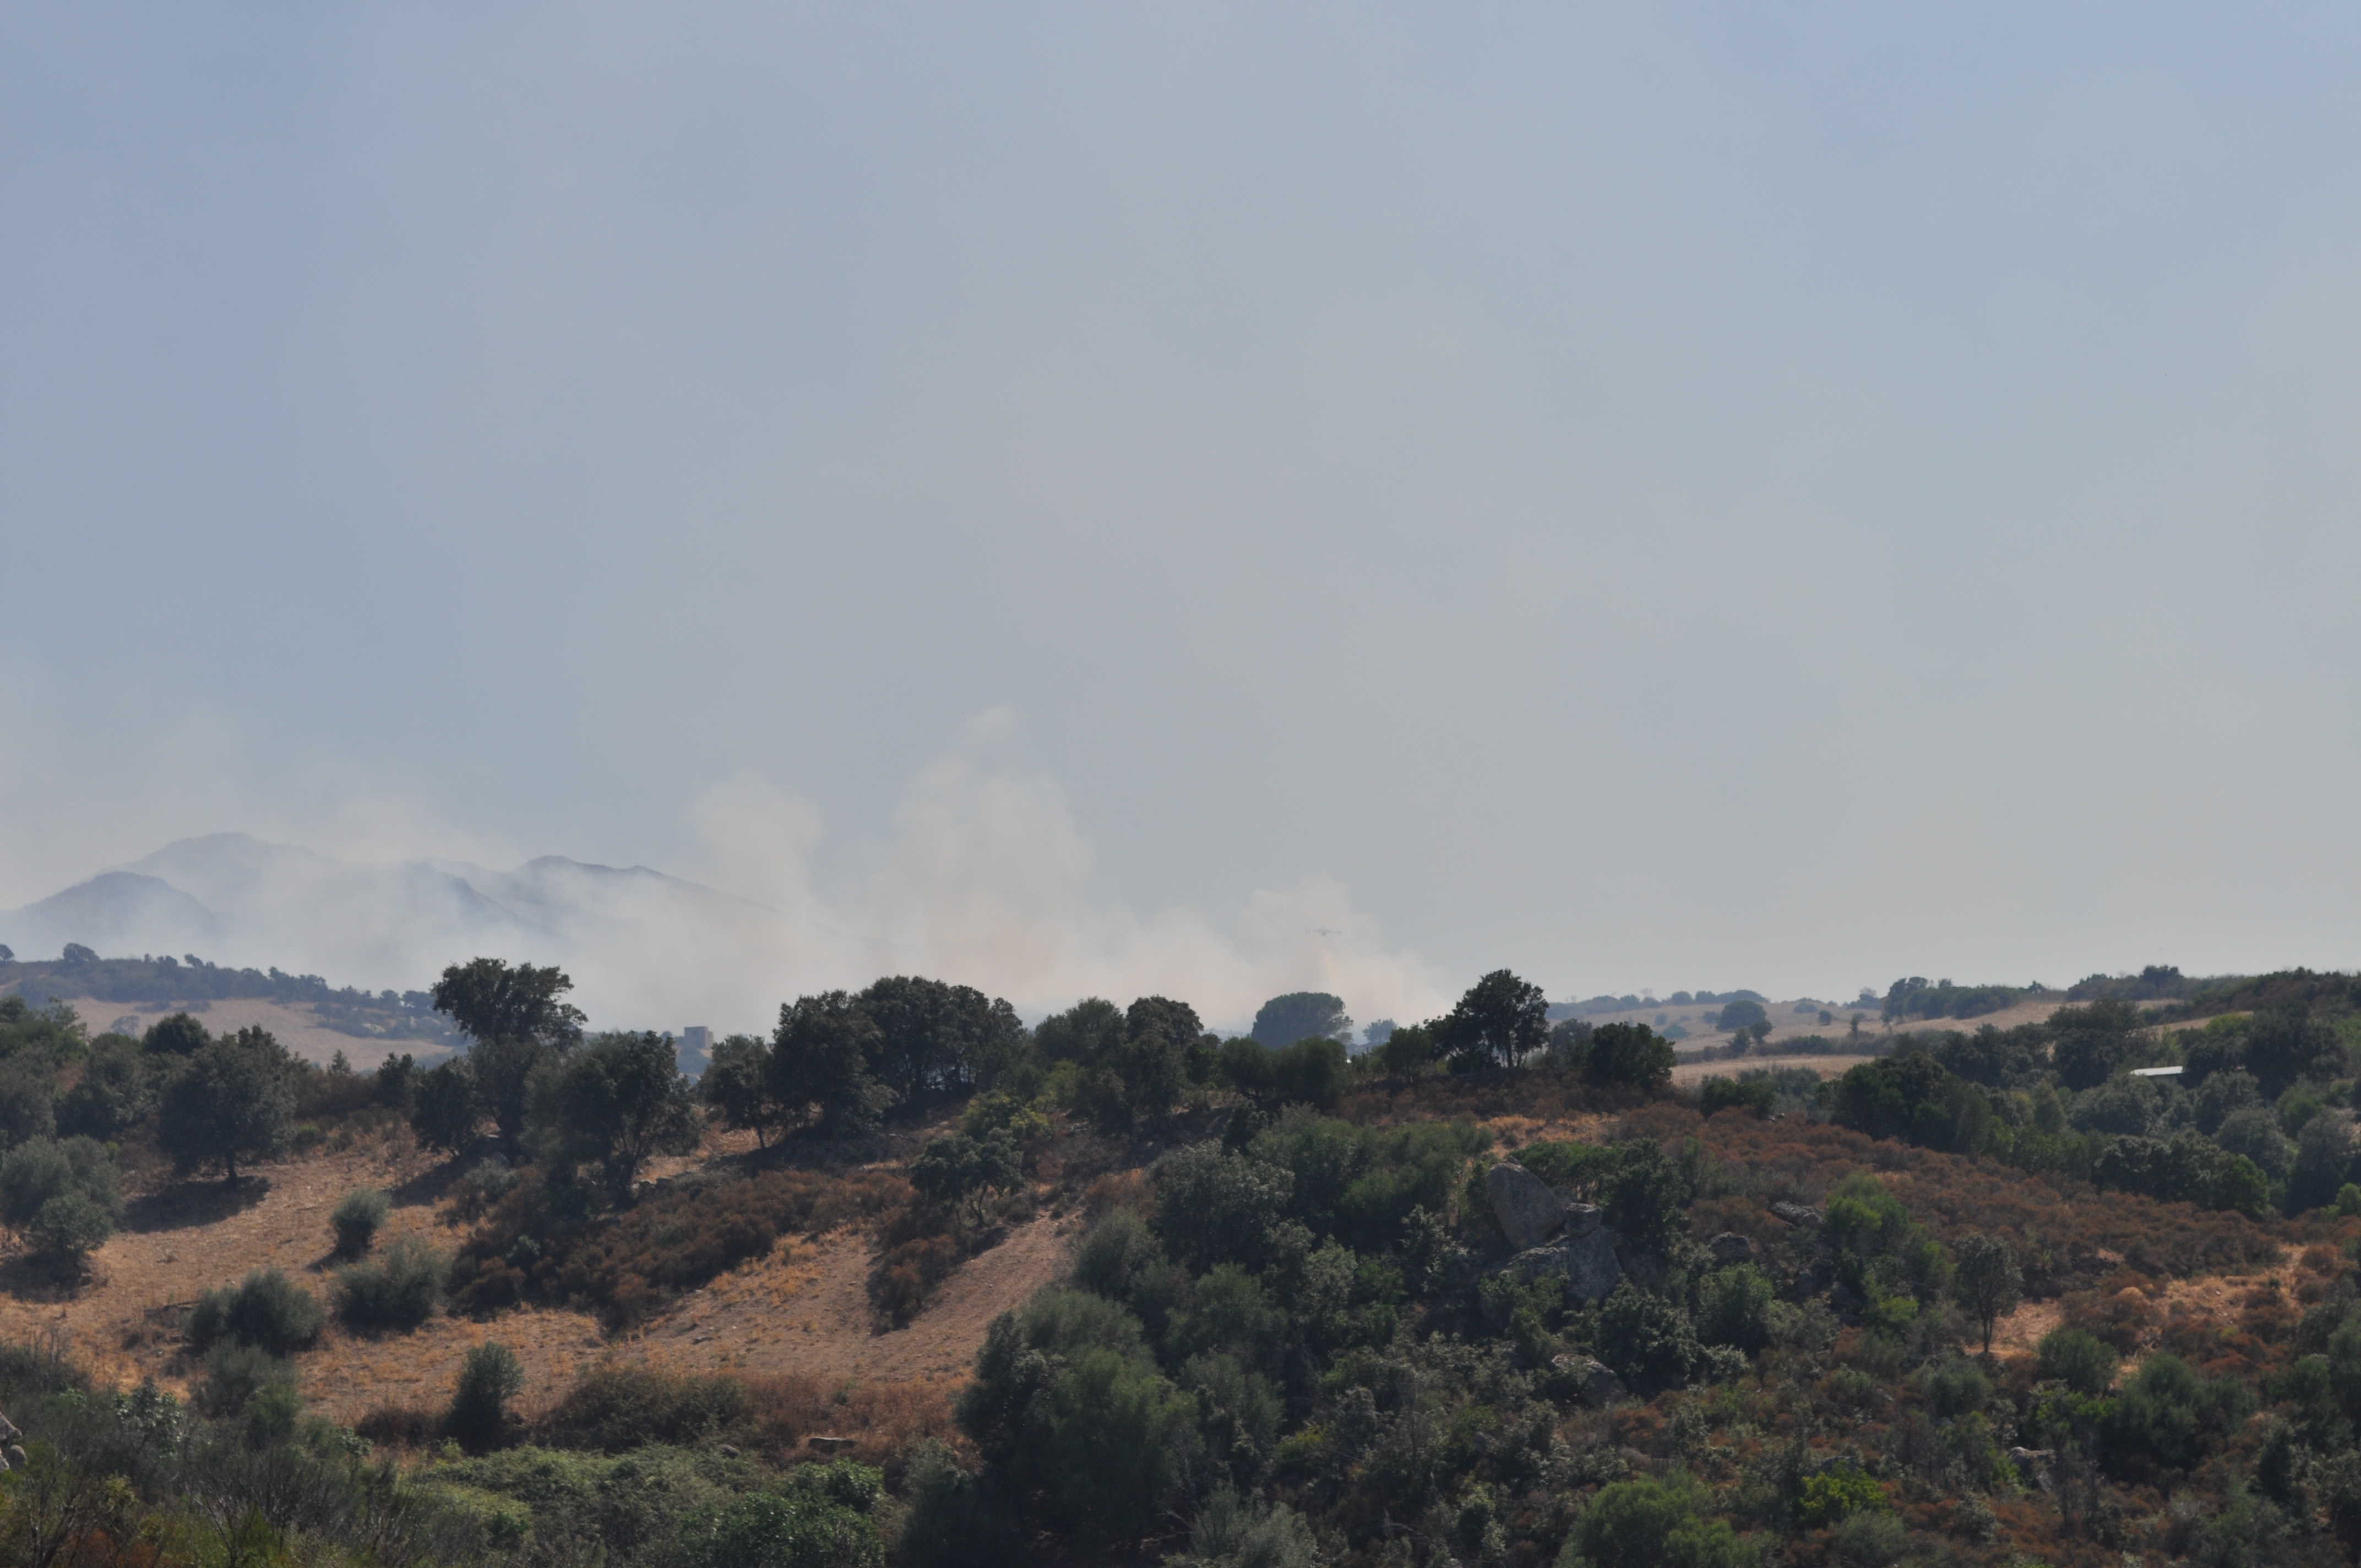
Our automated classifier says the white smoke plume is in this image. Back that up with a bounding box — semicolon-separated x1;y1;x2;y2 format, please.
1;731;1449;1040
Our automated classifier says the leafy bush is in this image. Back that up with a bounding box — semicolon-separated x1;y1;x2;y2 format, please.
2094;1130;2270;1218
1831;1052;1994;1153
1586;1023;1676;1090
1594;1283;1700;1389
1796;1464;1887;1526
1557;1474;1751;1568
1696;1266;1774;1352
196;1341;295;1419
896;1439;1026;1568
0;1135;122;1264
1698;1078;1774;1118
538;1364;750;1452
2102;1352;2253;1470
1151;1144;1296;1274
331;1186;390;1258
186;1267;324;1356
449;1340;525;1453
335;1234;445;1331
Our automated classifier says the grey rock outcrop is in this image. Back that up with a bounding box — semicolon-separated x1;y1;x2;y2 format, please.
1499;1225;1625;1303
1487;1162;1568;1250
1769;1199;1824;1229
1552;1354;1629;1407
1708;1232;1759;1264
1563;1202;1603;1238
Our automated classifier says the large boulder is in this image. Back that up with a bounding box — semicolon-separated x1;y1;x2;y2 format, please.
1770;1199;1824;1229
1499;1225;1625;1302
1708;1232;1759;1265
1487;1162;1568;1250
1563;1202;1603;1238
1552;1354;1629;1407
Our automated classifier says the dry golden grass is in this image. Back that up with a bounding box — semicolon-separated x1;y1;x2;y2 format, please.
50;994;419;1070
0;1123;1076;1446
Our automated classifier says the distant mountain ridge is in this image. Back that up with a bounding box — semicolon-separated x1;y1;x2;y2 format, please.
0;833;798;1027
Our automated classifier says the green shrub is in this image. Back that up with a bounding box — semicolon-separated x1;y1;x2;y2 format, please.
2036;1327;2118;1395
537;1364;750;1452
1594;1283;1700;1389
1697;1266;1774;1353
1831;1507;1906;1568
449;1341;525;1454
331;1187;390;1258
1557;1474;1751;1568
186;1268;324;1356
197;1341;296;1418
2102;1352;2253;1470
336;1234;445;1331
897;1439;1024;1568
1917;1354;1991;1418
0;1136;122;1264
1796;1465;1887;1527
1699;1078;1774;1118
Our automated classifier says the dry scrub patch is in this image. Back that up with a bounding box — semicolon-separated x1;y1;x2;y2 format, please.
50;994;414;1069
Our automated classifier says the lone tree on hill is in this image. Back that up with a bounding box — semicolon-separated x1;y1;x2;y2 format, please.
1438;970;1549;1071
531;1030;701;1203
1952;1233;2023;1354
158;1026;295;1182
1250;992;1352;1049
699;1033;782;1147
432;958;586;1151
769;991;892;1138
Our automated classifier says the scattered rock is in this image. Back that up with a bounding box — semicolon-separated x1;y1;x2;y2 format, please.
717;1444;740;1458
1499;1227;1626;1302
807;1435;855;1453
2008;1447;2057;1493
1487;1163;1568;1251
1708;1232;1759;1265
1551;1354;1629;1407
1770;1200;1824;1229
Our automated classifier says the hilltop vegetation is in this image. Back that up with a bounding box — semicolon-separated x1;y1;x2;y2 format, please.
6;959;2361;1565
0;947;463;1047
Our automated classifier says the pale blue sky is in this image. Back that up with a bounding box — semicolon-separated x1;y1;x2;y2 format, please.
5;4;2360;1013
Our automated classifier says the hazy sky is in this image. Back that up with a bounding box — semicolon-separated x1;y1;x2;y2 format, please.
6;4;2360;1017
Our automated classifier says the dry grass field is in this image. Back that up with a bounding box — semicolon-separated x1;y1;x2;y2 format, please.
0;1123;1073;1450
47;993;419;1069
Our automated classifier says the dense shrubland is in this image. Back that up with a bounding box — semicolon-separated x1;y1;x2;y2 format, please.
14;957;2361;1564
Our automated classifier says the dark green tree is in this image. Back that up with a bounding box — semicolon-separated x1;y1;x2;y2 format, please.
1436;970;1548;1071
2244;1005;2344;1098
770;992;892;1138
0;1057;57;1153
431;958;586;1150
0;1136;123;1265
142;1012;211;1057
409;1057;481;1155
1563;1475;1749;1568
1951;1234;2023;1354
910;1129;1024;1226
698;1033;780;1147
1110;995;1203;1129
855;976;1027;1107
2049;998;2148;1091
1715;998;1767;1034
530;1031;702;1204
157;1027;296;1182
1249;993;1351;1049
1585;1023;1675;1090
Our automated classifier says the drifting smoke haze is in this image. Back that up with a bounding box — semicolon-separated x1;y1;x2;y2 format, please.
6;8;2361;1007
0;719;1448;1036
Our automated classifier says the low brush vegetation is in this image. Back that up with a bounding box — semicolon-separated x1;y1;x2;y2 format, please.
15;955;2361;1564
